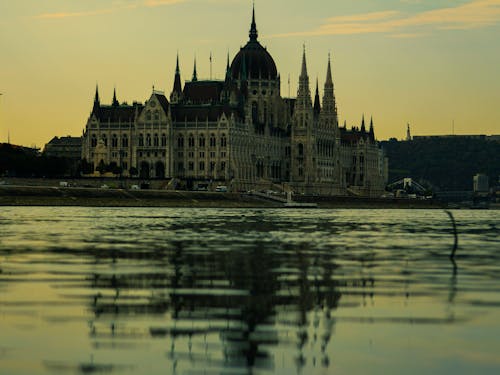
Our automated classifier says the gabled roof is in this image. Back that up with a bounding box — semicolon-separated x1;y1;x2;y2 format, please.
153;93;170;114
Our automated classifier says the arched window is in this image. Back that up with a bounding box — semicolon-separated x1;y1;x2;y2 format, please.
210;133;216;147
161;134;167;147
101;134;107;146
177;135;184;148
199;134;205;147
220;134;227;148
298;143;304;156
153;134;159;147
91;135;97;147
146;134;152;147
146;111;151;121
138;134;144;147
122;134;128;147
188;134;195;148
154;111;160;121
111;134;118;148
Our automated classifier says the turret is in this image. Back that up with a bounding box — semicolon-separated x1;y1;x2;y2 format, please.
112;87;119;107
192;57;198;82
296;45;312;109
313;78;321;118
369;116;375;140
92;84;100;113
360;114;366;133
321;53;337;121
171;53;183;103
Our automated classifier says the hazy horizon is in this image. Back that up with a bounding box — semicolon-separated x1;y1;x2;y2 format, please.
1;0;499;148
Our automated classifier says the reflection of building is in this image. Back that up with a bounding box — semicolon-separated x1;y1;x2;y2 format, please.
81;7;388;196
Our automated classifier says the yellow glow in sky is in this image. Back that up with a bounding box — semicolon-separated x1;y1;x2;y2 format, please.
0;0;499;147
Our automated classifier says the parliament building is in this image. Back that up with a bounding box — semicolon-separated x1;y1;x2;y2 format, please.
82;8;388;196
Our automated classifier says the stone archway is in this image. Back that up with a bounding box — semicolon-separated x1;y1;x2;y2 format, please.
155;161;165;179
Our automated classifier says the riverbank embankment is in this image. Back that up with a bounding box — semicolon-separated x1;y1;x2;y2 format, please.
0;185;446;208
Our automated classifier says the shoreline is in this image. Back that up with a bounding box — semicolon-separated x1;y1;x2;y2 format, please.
0;185;446;209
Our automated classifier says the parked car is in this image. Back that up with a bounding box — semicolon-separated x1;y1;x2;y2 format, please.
215;185;228;192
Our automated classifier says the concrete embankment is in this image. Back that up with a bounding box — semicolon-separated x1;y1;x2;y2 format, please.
0;185;445;209
0;185;277;208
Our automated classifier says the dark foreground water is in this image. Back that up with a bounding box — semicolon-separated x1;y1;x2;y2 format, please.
0;207;499;375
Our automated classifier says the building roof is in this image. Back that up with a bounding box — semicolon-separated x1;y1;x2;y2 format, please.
183;81;225;104
92;103;143;122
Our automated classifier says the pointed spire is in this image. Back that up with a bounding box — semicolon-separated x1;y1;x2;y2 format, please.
325;52;333;86
112;87;119;106
172;53;182;95
249;2;258;42
300;44;308;79
297;45;312;108
192;57;198;82
361;114;366;132
225;52;232;82
93;84;100;113
313;78;321;116
369;116;375;140
94;84;100;104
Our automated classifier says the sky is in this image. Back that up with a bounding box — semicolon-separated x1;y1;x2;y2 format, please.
0;0;499;148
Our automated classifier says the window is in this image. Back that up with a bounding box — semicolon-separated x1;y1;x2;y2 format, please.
252;102;258;124
199;151;205;158
161;134;167;147
188;162;194;171
177;135;184;148
220;134;227;148
210;134;216;147
91;135;97;147
122;162;128;170
221;151;226;158
188;151;194;158
154;134;159;147
177;162;184;172
199;134;205;147
298;143;304;156
199;161;205;171
221;161;226;171
146;134;152;147
139;134;144;147
210;151;216;158
101;134;107;146
111;134;118;148
188;134;195;148
210;162;216;171
146;111;151;121
122;134;128;147
154;111;160;121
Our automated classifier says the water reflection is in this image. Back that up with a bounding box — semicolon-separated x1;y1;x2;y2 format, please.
0;208;499;374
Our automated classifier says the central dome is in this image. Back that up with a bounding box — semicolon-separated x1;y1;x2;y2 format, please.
230;8;278;81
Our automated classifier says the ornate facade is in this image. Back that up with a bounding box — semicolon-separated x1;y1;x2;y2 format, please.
82;8;388;196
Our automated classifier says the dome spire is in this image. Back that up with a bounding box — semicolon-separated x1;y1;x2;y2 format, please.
112;87;119;106
172;52;182;96
249;2;258;41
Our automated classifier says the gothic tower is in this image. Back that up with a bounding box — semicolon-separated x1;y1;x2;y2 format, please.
291;46;315;184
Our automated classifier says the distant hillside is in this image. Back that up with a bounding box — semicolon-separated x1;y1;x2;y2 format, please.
381;137;500;191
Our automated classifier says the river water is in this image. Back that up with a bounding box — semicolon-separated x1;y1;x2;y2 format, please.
0;207;499;374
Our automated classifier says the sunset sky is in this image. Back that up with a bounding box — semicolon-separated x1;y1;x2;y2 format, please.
0;0;499;148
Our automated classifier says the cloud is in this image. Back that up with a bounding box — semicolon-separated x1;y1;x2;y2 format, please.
34;0;186;19
272;0;500;38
